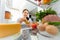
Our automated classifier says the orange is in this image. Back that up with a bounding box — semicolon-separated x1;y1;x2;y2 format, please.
43;0;51;4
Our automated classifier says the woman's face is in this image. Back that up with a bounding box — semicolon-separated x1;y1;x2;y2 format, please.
23;10;29;17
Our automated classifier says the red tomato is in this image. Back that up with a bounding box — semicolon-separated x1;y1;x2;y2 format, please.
31;23;37;29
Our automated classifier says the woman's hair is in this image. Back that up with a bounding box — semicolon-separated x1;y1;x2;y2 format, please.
23;9;29;13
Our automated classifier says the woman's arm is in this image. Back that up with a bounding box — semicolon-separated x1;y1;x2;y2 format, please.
18;18;23;23
18;18;31;27
18;18;27;23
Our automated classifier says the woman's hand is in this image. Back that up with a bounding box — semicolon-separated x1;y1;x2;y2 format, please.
22;18;27;21
19;18;27;23
26;23;31;27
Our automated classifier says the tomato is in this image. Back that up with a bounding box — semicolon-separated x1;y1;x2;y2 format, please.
31;23;37;29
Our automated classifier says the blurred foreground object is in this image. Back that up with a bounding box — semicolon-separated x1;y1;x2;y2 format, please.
0;23;21;38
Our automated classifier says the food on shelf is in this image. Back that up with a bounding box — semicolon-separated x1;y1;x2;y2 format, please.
39;8;60;25
36;8;57;21
38;22;48;31
43;22;48;27
43;0;51;4
35;7;59;35
42;15;60;25
35;22;39;25
38;23;45;31
35;0;58;6
48;22;60;26
42;15;60;22
38;22;59;35
31;23;37;29
0;23;21;38
46;25;59;35
5;11;11;19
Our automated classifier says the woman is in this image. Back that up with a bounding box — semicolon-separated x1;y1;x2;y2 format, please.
18;9;31;27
